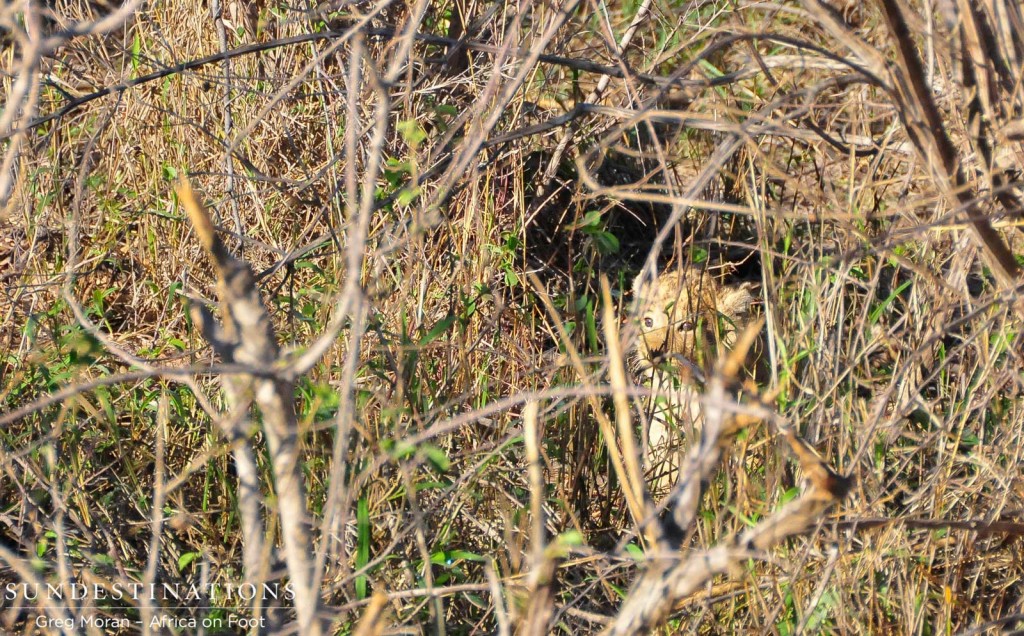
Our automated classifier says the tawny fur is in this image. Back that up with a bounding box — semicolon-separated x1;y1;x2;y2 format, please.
631;267;755;497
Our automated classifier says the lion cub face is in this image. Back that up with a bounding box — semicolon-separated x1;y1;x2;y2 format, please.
631;267;754;375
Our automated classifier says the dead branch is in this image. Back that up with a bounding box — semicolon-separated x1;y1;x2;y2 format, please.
801;0;1024;316
176;177;325;635
607;422;850;634
877;0;1022;288
606;322;851;634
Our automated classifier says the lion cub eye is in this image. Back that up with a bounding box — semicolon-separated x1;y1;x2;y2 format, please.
679;320;695;332
643;317;654;329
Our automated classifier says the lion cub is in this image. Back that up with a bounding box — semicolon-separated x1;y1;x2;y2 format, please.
631;266;756;496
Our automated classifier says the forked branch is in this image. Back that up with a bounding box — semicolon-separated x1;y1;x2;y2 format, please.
607;325;851;634
176;177;325;635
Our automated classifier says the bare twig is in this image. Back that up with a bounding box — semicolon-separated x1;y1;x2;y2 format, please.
140;393;169;636
0;544;75;635
877;0;1022;289
0;0;142;204
4;23;740;145
516;401;559;634
527;0;655;217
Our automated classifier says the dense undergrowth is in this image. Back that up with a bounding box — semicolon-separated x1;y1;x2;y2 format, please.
2;0;1024;633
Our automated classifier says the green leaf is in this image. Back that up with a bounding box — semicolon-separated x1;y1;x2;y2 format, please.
448;549;484;561
388;439;416;460
558;530;583;547
779;487;801;505
177;551;200;572
131;33;142;72
592;230;619;255
420;444;451;472
414;480;449;492
585;298;598;351
435;104;459;117
397;186;421;206
545;529;584;558
356;497;370;600
420;315;457;346
570;209;603;230
397;119;428;148
869;279;912;324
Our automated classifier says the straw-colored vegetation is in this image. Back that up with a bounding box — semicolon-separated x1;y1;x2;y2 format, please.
3;0;1024;632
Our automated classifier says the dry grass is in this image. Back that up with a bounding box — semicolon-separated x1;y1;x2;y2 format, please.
3;0;1024;633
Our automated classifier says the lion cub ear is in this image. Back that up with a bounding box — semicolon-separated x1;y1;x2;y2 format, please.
632;265;658;293
631;264;660;306
719;282;756;319
631;272;644;298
